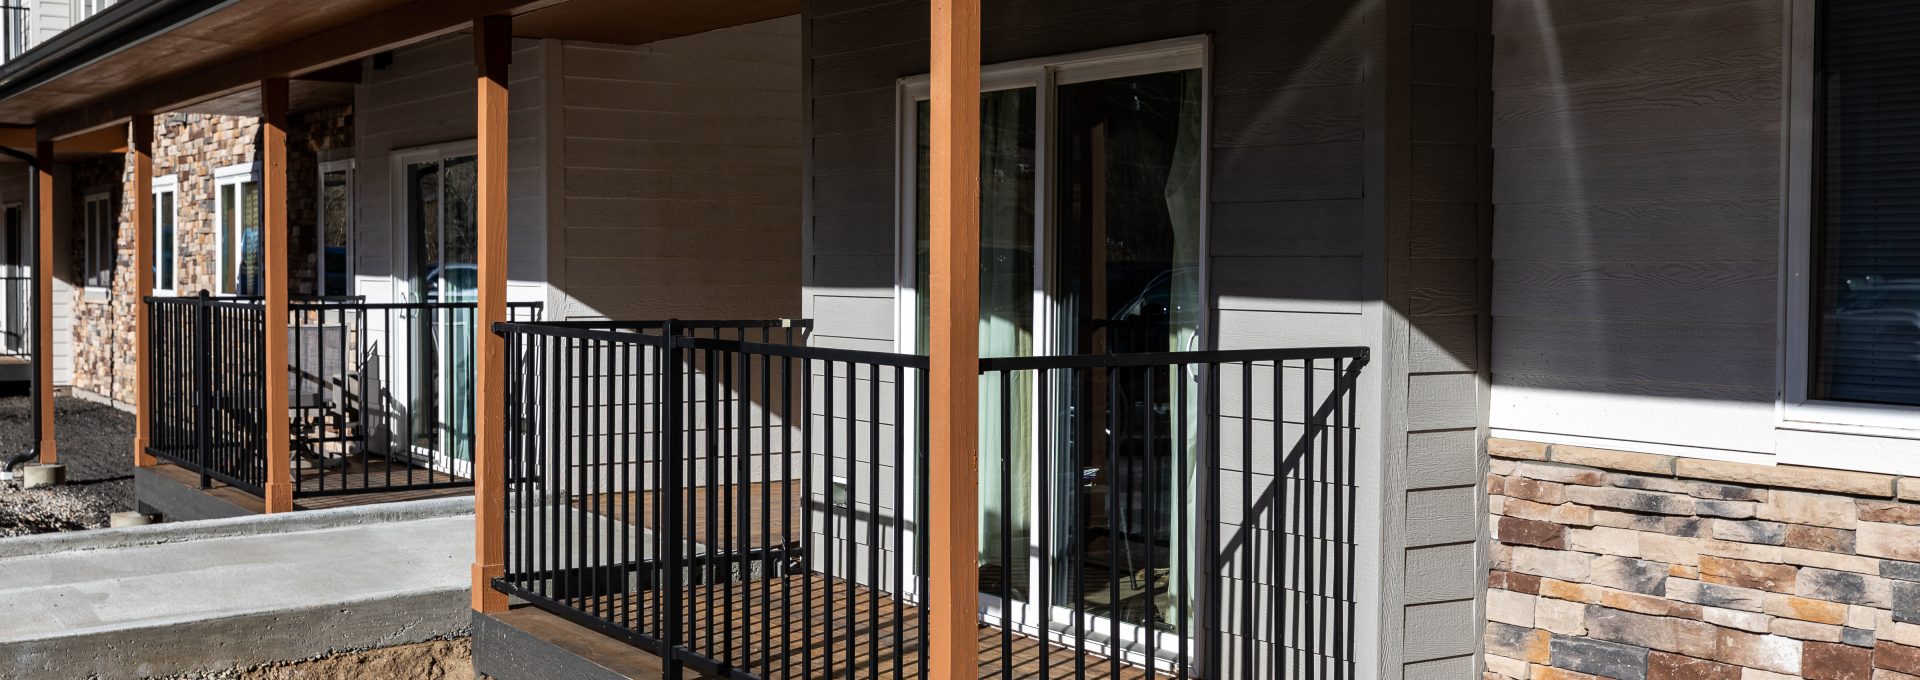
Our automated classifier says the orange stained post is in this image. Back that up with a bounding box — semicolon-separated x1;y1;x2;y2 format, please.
130;114;156;468
927;0;981;675
33;138;52;464
260;79;293;513
471;14;511;614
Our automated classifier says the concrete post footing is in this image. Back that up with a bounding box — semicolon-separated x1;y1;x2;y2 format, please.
110;511;155;528
22;464;65;488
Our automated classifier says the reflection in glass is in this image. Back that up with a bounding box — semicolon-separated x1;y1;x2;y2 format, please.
1053;68;1204;632
157;191;175;292
405;155;480;464
321;169;350;296
913;88;1039;597
1813;0;1920;406
219;180;263;296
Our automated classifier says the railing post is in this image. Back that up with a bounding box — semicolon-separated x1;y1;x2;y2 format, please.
660;319;685;680
471;13;513;614
131;114;156;469
927;0;982;675
32;138;52;465
194;291;212;490
260;77;293;514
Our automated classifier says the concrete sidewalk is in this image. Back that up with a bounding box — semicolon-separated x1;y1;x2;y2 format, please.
0;498;475;679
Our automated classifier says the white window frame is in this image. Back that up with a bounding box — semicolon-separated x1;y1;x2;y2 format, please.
213;163;261;296
81;191;112;298
151;174;178;296
1778;0;1920;473
891;35;1211;672
316;158;354;297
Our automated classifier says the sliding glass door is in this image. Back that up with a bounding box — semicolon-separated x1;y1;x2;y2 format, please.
903;41;1206;665
399;147;479;473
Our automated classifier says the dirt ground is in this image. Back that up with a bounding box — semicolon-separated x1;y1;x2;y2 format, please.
0;394;136;537
172;638;475;680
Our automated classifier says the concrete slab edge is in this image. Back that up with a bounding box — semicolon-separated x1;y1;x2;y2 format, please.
0;587;471;679
473;611;636;680
0;496;473;560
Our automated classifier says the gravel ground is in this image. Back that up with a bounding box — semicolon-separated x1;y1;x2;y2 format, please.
0;395;136;537
161;638;474;680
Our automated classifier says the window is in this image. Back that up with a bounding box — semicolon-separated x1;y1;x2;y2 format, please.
317;160;353;297
214;164;262;296
82;192;113;294
1784;0;1920;458
78;0;114;21
153;175;178;295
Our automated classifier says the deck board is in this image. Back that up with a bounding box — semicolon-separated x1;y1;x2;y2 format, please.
579;481;797;547
555;574;1149;679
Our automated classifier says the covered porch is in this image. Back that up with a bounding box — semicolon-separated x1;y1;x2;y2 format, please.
0;0;1407;677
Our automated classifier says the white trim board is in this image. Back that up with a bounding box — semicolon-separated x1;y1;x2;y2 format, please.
1488;429;1776;468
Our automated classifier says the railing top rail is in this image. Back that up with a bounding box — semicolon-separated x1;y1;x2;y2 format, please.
676;334;928;369
978;345;1371;372
287;299;545;312
145;297;268;312
493;320;672;347
524;318;814;333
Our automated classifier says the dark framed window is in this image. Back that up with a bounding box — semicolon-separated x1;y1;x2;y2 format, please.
1810;0;1920;407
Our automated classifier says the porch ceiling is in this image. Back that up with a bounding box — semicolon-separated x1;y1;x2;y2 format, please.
511;0;801;45
0;0;796;143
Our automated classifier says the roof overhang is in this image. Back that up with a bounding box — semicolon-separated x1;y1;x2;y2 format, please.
0;0;800;148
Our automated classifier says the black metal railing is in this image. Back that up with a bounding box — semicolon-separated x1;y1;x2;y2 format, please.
146;292;541;499
148;294;269;493
492;317;1365;680
976;348;1366;679
0;5;28;65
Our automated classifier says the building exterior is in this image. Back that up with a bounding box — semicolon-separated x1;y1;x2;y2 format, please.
8;0;1920;678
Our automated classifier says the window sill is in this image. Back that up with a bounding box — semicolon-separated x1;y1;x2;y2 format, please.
81;289;109;303
1775;421;1920;477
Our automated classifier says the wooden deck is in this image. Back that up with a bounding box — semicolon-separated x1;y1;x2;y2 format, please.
579;481;795;547
146;459;469;513
291;453;470;509
562;574;1148;679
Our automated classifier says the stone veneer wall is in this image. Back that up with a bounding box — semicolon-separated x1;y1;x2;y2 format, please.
1485;439;1920;680
67;109;349;405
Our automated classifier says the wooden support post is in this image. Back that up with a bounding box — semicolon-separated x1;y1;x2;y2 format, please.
33;138;52;464
928;0;980;675
471;14;511;614
260;79;292;513
131;114;155;468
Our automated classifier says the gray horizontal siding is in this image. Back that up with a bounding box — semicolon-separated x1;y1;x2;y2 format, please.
1488;0;1783;456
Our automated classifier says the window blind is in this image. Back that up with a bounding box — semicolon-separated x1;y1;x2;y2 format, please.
1812;0;1920;406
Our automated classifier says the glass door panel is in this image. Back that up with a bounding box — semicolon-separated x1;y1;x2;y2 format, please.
1051;68;1204;636
912;87;1039;603
402;154;478;470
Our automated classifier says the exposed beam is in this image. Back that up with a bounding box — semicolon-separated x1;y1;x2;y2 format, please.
55;126;131;155
131;114;155;468
0;126;32;151
33;138;52;464
260;78;292;514
926;0;981;676
471;14;511;615
41;0;565;140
